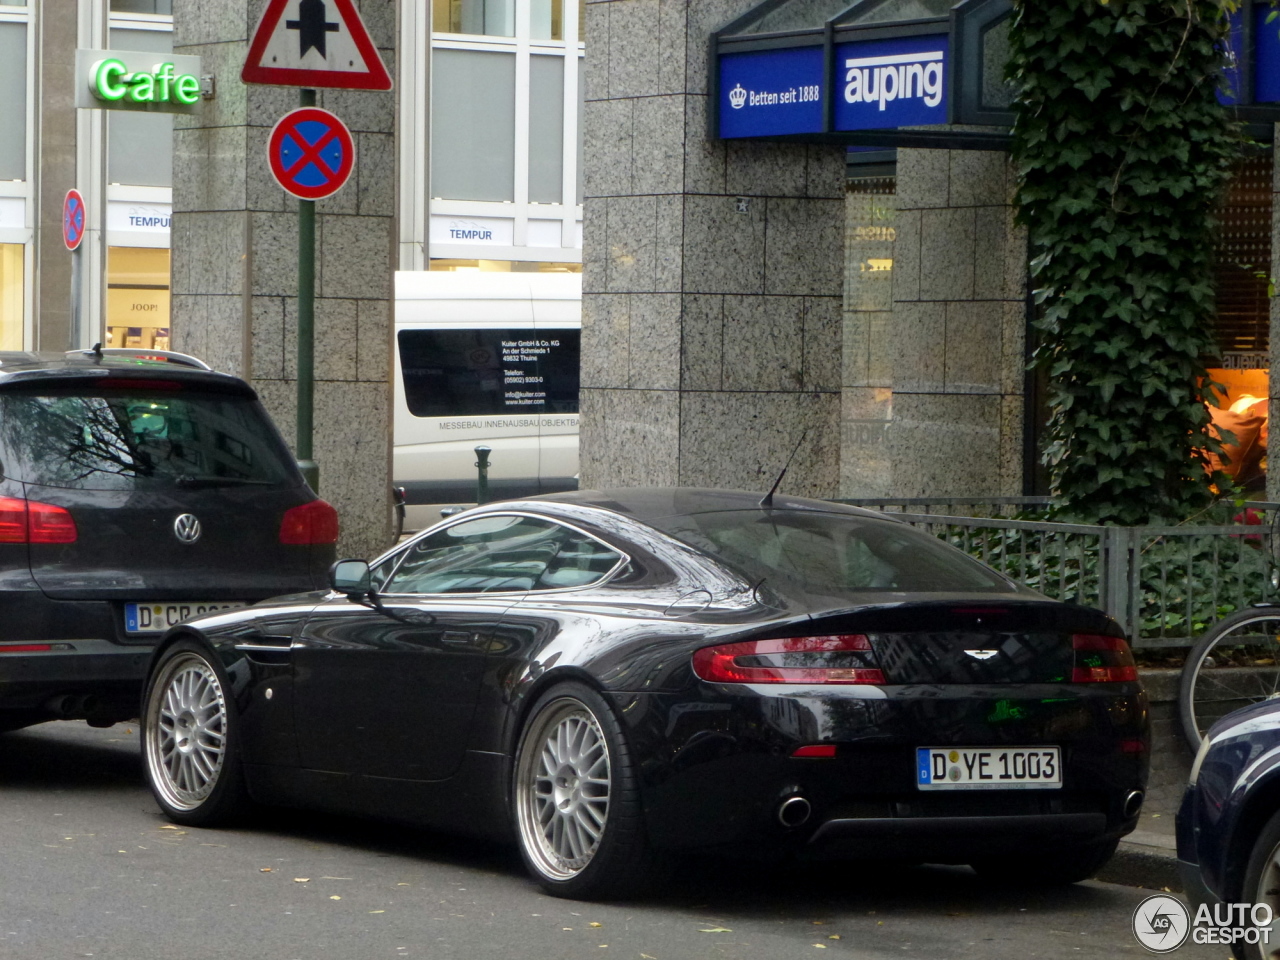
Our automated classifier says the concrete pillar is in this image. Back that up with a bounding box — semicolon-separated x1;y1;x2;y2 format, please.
32;0;80;349
170;0;396;559
578;0;846;498
878;147;1027;497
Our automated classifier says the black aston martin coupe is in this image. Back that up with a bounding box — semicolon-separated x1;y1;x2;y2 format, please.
140;488;1149;899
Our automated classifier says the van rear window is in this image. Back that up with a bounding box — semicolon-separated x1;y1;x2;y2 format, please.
398;328;580;418
0;388;295;490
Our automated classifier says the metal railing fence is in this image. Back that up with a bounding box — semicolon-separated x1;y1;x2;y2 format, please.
835;500;1280;648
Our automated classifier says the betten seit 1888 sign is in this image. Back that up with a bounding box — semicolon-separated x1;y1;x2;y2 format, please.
719;33;950;139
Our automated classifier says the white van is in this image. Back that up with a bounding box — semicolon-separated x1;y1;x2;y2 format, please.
393;271;581;532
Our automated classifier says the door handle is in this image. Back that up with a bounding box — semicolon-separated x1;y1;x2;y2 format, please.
440;631;477;646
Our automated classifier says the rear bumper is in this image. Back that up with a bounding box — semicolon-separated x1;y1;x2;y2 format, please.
0;638;152;714
611;684;1149;857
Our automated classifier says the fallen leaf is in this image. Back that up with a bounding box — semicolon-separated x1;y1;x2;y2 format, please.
397;883;411;886
329;896;341;901
812;921;826;925
159;825;181;831
563;927;573;931
699;927;732;933
369;910;385;914
294;878;310;883
117;850;126;854
828;935;841;940
589;922;603;928
641;955;657;959
260;868;273;873
813;945;827;950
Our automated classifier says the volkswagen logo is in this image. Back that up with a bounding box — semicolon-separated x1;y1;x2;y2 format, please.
173;514;202;544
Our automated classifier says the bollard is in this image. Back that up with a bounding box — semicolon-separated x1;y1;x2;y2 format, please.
475;445;491;505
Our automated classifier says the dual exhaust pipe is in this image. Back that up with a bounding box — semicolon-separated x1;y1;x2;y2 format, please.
43;693;100;720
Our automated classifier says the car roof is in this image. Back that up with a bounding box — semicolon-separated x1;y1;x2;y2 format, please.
531;487;892;523
0;351;252;393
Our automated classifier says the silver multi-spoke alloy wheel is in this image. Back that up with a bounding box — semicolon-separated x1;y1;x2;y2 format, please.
1253;838;1280;958
145;652;228;811
516;697;612;881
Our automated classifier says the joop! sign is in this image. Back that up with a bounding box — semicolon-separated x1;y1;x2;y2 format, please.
74;49;205;114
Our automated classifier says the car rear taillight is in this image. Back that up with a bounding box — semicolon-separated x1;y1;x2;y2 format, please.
0;497;77;544
692;634;885;684
1071;634;1137;682
279;499;339;545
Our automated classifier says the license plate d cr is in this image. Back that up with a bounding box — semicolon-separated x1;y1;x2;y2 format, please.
125;602;245;634
916;747;1061;790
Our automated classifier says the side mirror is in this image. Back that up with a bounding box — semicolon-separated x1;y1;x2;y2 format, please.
330;559;371;598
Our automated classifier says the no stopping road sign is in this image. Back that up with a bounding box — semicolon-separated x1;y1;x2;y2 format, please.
267;107;355;200
63;189;86;251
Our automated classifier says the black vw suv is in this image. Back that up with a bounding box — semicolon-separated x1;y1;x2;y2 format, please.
0;349;337;731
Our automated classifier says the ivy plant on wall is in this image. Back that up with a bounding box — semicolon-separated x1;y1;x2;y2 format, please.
1008;0;1241;524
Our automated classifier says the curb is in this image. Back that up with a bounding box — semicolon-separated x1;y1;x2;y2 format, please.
1097;837;1182;891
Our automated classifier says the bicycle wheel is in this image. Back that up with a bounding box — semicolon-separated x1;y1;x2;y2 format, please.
1180;606;1280;751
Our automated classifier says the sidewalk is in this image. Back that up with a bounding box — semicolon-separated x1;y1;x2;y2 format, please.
1098;815;1182;891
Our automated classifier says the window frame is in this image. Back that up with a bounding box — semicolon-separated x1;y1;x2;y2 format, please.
0;1;34;347
401;0;584;268
373;510;630;598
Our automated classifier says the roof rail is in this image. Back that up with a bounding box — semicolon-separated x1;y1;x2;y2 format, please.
65;346;213;371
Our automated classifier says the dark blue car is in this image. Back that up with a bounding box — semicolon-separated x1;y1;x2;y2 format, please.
1177;698;1280;958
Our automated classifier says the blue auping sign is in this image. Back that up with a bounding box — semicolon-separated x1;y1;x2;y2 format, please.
835;35;950;131
717;34;950;139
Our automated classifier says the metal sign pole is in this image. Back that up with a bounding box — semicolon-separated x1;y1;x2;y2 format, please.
296;87;319;493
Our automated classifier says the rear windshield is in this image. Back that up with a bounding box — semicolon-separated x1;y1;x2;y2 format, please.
0;387;296;490
649;510;1010;595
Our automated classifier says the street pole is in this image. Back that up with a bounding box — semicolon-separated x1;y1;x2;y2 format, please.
296;88;319;493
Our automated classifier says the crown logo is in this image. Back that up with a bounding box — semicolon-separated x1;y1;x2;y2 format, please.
729;83;747;110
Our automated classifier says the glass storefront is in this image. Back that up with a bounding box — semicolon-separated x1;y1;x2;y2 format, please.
0;243;22;350
106;246;170;350
1206;153;1273;492
429;258;581;272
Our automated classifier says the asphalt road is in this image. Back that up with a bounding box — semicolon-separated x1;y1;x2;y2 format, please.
0;722;1224;960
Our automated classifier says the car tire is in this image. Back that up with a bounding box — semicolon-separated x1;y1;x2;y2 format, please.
971;838;1118;886
1235;810;1280;960
141;639;249;827
512;681;662;900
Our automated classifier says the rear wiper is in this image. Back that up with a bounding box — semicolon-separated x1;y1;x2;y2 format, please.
174;476;275;487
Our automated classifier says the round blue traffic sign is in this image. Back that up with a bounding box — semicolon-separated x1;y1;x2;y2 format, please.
267;107;355;200
63;189;86;251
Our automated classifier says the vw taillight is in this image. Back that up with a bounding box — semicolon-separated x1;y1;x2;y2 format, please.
1071;634;1137;682
279;499;339;545
692;634;885;685
0;497;77;544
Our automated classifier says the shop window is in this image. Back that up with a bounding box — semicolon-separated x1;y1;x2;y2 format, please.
529;56;564;203
428;259;581;272
107;27;173;188
110;0;172;11
530;0;564;40
106;247;170;352
0;23;26;180
0;243;22;350
431;50;516;202
1206;153;1273;492
433;0;515;37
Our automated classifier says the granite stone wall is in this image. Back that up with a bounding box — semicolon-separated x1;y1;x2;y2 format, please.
848;148;1028;499
579;0;847;497
170;0;396;560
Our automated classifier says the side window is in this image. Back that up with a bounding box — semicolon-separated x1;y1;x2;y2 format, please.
384;515;620;595
398;327;581;418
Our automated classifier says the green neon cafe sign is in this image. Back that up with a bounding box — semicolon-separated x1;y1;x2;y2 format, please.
91;58;200;105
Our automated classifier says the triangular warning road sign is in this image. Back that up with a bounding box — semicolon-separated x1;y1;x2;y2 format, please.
242;0;392;91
